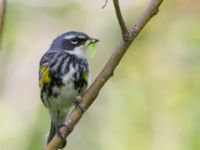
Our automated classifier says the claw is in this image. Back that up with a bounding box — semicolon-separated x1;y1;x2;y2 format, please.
56;129;66;149
74;96;86;113
59;124;73;132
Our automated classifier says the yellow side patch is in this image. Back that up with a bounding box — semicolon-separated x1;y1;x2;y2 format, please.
83;71;88;81
39;66;51;88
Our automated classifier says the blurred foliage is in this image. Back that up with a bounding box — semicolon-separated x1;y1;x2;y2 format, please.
0;0;200;150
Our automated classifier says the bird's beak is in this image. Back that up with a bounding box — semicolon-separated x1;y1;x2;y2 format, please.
89;37;99;44
84;37;99;47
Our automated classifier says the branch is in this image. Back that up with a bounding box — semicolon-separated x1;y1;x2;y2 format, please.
113;0;127;35
101;0;108;9
46;0;163;149
0;0;6;41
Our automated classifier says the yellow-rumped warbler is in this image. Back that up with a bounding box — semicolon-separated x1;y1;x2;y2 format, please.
39;31;99;148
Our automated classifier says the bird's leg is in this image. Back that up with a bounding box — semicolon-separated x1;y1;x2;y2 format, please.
56;111;66;149
74;96;86;113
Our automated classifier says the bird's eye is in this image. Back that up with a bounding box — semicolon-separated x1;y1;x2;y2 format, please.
70;38;79;44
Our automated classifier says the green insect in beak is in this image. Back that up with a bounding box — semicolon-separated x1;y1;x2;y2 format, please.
84;38;99;58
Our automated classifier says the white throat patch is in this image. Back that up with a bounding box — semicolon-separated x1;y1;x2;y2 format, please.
66;45;87;58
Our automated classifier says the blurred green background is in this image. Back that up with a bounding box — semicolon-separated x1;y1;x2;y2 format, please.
0;0;200;150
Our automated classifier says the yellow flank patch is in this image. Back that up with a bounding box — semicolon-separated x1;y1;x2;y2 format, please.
83;71;88;81
39;66;51;88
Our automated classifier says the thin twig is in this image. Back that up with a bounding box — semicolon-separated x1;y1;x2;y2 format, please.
129;0;162;38
0;0;6;41
113;0;128;35
46;0;163;150
101;0;108;9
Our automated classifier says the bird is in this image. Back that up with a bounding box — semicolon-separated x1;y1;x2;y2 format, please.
39;31;99;148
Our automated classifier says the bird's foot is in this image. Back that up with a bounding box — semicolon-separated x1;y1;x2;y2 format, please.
56;129;66;149
59;124;73;132
74;96;86;113
56;124;73;149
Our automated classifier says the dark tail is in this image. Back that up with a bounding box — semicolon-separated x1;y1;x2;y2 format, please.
47;122;56;144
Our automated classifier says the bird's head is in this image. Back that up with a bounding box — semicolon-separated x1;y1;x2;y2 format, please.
50;31;99;58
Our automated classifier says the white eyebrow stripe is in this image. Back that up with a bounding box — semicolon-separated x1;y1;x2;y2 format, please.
64;35;76;39
78;35;86;39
